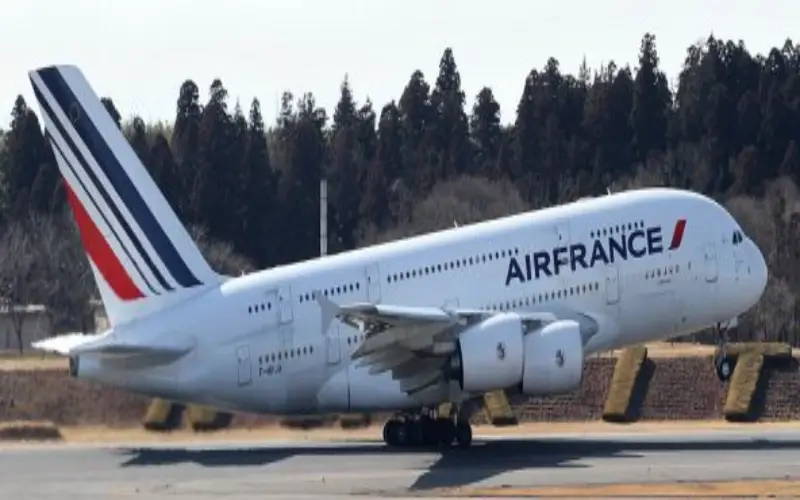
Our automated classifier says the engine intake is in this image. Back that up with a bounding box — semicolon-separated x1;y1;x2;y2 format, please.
449;313;524;393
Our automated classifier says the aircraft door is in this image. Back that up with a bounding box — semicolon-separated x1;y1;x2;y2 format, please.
278;285;293;324
733;243;745;282
366;263;381;303
605;264;620;304
704;243;718;283
326;324;341;365
263;290;280;328
555;221;571;286
236;344;252;387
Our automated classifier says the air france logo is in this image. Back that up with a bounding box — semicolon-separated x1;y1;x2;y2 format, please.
506;219;687;286
496;342;506;360
555;349;565;367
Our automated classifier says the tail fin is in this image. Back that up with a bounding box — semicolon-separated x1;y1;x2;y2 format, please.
28;65;221;327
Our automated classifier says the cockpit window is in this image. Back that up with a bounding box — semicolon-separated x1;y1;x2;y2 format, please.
732;230;744;245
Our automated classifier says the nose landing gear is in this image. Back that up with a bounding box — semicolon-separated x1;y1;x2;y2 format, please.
713;318;737;382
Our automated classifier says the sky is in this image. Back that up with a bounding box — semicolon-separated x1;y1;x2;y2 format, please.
1;0;798;130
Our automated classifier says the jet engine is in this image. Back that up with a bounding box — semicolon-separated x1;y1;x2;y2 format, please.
448;313;525;393
518;320;584;396
448;314;586;397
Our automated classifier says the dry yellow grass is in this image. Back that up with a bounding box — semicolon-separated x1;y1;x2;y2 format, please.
0;420;62;441
440;479;800;497
3;419;797;445
0;356;68;371
607;340;795;359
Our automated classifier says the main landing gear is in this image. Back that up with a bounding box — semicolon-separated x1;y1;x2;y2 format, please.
713;319;736;382
382;407;473;448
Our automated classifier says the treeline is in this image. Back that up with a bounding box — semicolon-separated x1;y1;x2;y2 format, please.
0;32;799;349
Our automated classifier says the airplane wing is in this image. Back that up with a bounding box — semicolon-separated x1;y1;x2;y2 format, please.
314;292;588;396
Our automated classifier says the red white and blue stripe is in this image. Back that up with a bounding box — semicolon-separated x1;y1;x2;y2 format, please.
29;66;208;303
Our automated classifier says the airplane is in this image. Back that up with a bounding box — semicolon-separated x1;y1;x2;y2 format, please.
28;64;768;449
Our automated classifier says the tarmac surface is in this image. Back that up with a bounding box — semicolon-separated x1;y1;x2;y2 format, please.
2;427;800;499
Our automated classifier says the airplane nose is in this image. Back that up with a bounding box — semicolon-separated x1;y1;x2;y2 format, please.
749;239;768;299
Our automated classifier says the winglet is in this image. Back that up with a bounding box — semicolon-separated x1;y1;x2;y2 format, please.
313;290;341;332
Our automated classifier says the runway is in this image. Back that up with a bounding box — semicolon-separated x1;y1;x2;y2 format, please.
2;427;800;499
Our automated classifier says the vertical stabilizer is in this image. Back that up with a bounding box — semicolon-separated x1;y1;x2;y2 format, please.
28;65;221;326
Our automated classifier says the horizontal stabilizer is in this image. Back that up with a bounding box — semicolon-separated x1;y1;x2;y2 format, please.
32;332;192;360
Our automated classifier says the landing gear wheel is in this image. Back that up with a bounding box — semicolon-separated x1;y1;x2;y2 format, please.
715;355;734;381
454;422;472;448
435;418;456;446
382;407;473;449
382;420;409;447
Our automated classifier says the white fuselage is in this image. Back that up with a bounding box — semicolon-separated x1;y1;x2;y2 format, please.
75;187;767;416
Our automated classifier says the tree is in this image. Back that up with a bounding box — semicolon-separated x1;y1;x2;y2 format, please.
0;219;39;353
1;33;799;346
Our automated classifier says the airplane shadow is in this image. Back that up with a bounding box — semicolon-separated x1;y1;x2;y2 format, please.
116;435;800;491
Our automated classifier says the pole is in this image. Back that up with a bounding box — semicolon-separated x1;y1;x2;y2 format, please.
320;178;328;257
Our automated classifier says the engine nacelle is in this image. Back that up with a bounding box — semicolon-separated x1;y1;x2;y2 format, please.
450;313;524;393
519;320;584;396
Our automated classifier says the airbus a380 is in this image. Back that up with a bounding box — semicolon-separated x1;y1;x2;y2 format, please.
29;65;767;448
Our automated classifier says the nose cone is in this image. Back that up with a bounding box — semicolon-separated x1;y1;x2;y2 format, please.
749;239;768;301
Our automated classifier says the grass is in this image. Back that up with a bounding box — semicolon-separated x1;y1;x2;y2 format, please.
0;420;62;441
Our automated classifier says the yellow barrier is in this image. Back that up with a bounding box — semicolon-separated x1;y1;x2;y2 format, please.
602;346;649;422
